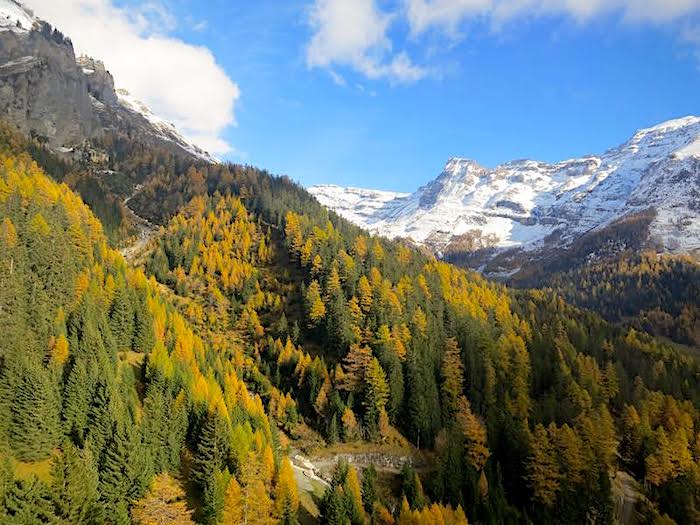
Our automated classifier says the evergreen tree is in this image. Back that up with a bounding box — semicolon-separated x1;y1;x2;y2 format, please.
62;357;92;443
360;466;378;515
3;354;61;461
320;486;349;525
86;379;116;460
192;410;232;489
328;414;340;445
441;338;464;418
109;284;135;351
2;477;58;525
99;423;153;516
141;385;187;473
3;477;58;525
202;469;229;525
400;465;425;510
0;453;13;512
132;296;155;354
51;442;103;524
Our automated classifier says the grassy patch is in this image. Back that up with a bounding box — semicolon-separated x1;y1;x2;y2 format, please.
13;456;53;484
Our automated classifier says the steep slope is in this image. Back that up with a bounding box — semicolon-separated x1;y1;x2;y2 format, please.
0;0;219;240
127;142;700;523
0;0;213;162
0;128;295;525
533;251;700;348
310;117;700;265
5;75;700;525
4;0;700;522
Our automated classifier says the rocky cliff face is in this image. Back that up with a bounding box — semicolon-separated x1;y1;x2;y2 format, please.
77;55;118;107
0;0;214;161
0;10;97;146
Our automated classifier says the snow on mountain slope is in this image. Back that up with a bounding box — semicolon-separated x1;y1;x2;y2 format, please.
0;0;35;32
116;89;216;163
310;185;410;227
309;116;700;258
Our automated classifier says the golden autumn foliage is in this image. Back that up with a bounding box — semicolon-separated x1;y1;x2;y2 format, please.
340;344;372;392
10;121;700;525
274;457;299;522
396;498;468;525
50;334;70;365
527;424;560;507
222;477;244;524
455;396;490;472
306;280;327;325
131;474;195;525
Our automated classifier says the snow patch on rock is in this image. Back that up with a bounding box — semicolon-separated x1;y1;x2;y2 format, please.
117;89;216;164
0;0;35;33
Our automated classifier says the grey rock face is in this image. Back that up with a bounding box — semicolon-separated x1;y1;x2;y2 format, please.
0;14;211;163
77;55;118;107
0;25;97;146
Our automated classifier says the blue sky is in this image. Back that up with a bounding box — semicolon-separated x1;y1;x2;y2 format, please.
29;0;700;192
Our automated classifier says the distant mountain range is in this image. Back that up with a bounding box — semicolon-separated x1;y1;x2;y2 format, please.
310;117;700;274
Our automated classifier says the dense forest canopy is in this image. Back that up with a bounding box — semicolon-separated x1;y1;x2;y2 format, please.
531;251;700;349
1;124;700;524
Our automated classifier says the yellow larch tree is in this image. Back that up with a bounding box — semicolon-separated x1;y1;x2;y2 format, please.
274;457;299;524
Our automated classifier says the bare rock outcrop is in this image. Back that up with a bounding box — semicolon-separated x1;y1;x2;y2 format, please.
0;19;98;146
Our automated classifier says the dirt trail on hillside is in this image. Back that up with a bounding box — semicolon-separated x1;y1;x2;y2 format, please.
120;185;158;261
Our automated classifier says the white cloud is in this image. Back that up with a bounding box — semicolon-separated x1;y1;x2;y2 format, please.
306;0;426;83
405;0;700;34
191;19;209;32
329;70;348;86
385;52;428;82
406;0;491;35
24;0;239;155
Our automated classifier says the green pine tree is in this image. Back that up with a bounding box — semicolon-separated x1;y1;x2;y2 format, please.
2;477;58;525
99;423;153;516
202;469;229;525
3;354;61;461
192;411;232;490
86;380;115;460
360;466;378;515
109;284;135;352
51;442;103;524
62;357;92;444
132;296;154;354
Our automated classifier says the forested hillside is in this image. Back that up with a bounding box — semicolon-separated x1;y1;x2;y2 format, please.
530;252;700;349
3;122;700;525
0;136;303;524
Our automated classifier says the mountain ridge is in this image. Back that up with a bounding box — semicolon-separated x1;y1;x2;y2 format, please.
309;116;700;269
0;0;214;163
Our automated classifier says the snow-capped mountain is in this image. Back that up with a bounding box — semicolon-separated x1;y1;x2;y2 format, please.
0;0;214;163
310;117;700;264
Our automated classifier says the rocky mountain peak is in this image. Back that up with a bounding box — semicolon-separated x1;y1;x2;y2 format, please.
77;55;119;107
0;3;214;161
309;116;700;268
